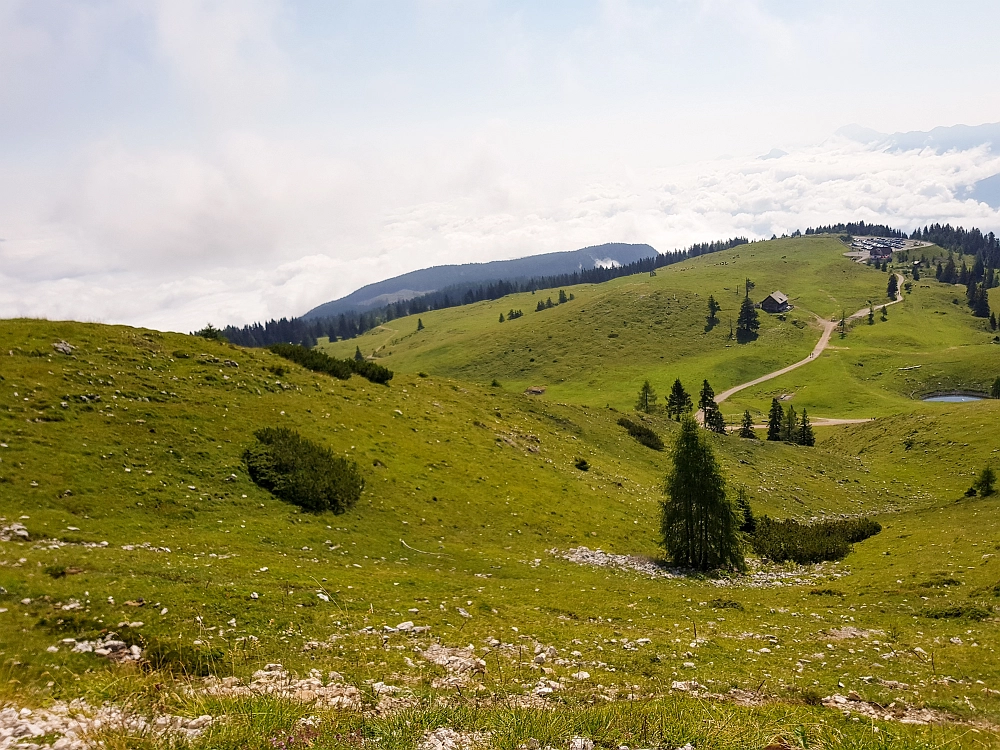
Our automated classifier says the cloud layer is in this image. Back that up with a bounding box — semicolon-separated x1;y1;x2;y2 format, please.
1;1;1000;331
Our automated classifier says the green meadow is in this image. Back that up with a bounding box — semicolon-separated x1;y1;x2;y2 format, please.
2;234;1000;748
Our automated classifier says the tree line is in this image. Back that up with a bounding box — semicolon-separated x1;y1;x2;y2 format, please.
217;237;752;348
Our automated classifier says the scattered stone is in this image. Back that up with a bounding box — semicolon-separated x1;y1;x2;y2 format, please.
0;699;214;748
417;727;488;750
822;693;955;725
52;340;76;355
202;664;360;709
827;626;882;640
0;523;29;542
568;738;594;750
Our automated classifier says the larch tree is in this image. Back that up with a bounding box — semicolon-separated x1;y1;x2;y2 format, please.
636;380;658;414
661;417;745;572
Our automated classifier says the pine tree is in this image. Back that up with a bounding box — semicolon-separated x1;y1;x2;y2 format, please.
992;377;1000;399
666;379;693;421
781;404;798;442
887;274;898;299
354;346;364;362
736;296;760;341
913;265;920;281
661;417;745;572
766;398;783;441
558;289;569;304
973;466;996;497
799;409;815;446
545;297;554;309
417;318;424;331
735;486;756;534
499;313;505;323
698;379;716;414
635;380;658;414
935;262;943;280
738;410;757;439
881;305;887;321
867;303;875;325
991;312;998;331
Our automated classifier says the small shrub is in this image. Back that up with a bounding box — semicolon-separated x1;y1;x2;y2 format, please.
244;427;364;514
750;516;881;565
616;416;664;451
44;565;67;579
574;457;590;471
142;636;226;677
490;379;501;388
809;588;846;597
708;598;744;610
269;343;393;385
923;603;992;621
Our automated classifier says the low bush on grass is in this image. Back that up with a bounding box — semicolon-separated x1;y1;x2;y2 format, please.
922;602;993;621
269;343;393;385
749;516;882;564
141;635;226;677
244;427;364;514
616;416;664;451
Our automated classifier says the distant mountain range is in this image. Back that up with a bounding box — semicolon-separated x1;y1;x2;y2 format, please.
837;121;1000;154
302;242;657;319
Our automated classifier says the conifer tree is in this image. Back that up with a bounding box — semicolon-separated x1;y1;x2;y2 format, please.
781;404;798;442
767;398;783;441
736;296;760;341
354;346;364;362
699;379;726;434
992;377;1000;399
666;379;693;421
991;312;998;331
417;318;424;331
738;410;757;439
973;285;992;318
661;417;745;572
913;265;920;281
706;295;721;325
499;313;505;323
635;380;658;414
799;409;815;446
867;303;875;325
887;274;898;299
558;289;569;304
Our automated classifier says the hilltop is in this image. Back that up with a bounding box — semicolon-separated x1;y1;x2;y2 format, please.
1;233;1000;748
303;243;657;319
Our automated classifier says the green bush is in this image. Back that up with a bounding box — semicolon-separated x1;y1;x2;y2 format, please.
243;427;364;514
268;343;393;385
750;516;882;565
617;416;664;451
923;603;992;621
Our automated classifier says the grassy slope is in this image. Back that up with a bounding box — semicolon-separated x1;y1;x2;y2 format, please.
320;236;889;413
1;235;1000;746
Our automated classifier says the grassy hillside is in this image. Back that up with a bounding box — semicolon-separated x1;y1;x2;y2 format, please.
2;314;1000;747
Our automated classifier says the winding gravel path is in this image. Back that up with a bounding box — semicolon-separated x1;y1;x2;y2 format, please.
695;274;905;427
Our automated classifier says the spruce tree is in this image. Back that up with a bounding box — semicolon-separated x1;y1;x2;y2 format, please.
799;409;815;446
736;296;760;342
738;410;757;439
766;398;783;441
499;313;505;323
913;265;920;281
887;274;898;299
354;346;364;362
867;303;875;325
636;380;658;414
699;379;726;434
666;379;693;421
558;289;569;304
973;285;992;318
781;404;798;442
661;417;745;572
706;295;721;325
991;312;997;331
417;318;424;331
992;377;1000;399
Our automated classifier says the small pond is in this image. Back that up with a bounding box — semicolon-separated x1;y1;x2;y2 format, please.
922;394;984;403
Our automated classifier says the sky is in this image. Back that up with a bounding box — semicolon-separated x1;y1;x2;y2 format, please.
2;0;1000;332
